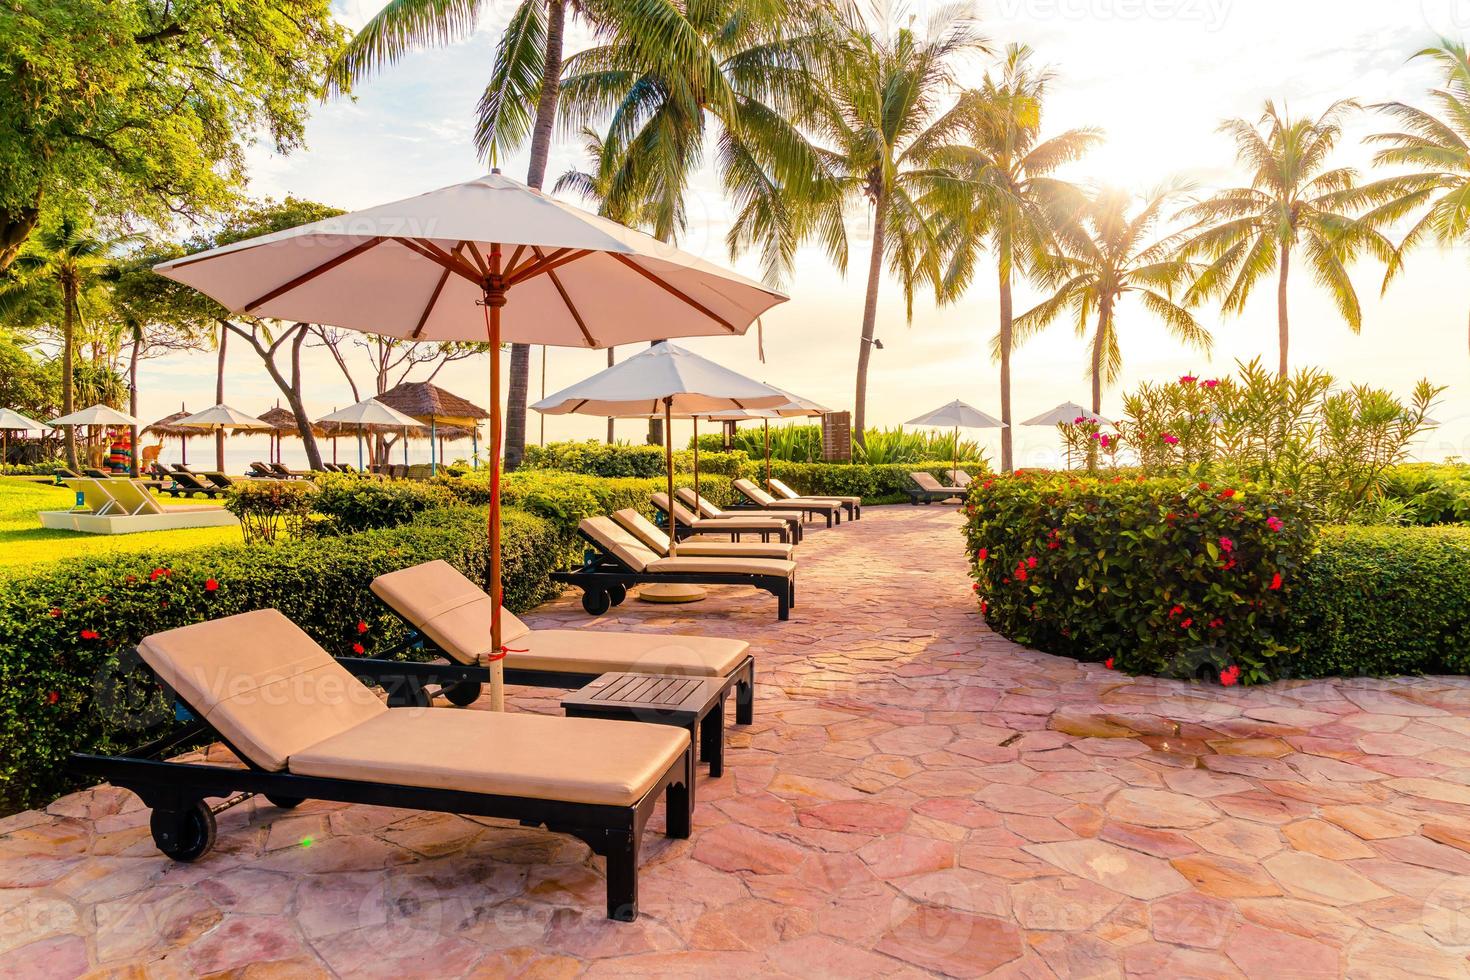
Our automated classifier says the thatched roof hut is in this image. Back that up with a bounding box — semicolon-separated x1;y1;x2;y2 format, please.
142;408;200;439
376;382;489;427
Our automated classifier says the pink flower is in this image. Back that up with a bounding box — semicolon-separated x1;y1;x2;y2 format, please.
1180;374;1198;385
1219;536;1234;553
1099;435;1112;448
1073;416;1086;425
1202;379;1220;389
1161;432;1179;445
1266;516;1284;532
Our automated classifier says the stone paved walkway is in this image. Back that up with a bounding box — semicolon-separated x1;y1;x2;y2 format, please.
5;506;1470;977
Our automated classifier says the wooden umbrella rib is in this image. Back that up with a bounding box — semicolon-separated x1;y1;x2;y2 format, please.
506;248;592;286
410;263;454;340
403;239;483;283
532;246;596;346
607;253;736;332
504;244;526;273
505;247;569;282
243;237;385;312
463;241;489;276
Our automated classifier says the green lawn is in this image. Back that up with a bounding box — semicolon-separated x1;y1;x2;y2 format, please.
0;477;239;569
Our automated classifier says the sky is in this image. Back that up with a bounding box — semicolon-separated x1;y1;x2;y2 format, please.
133;0;1470;468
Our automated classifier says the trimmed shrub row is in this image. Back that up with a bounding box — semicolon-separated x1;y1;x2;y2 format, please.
768;461;986;504
965;474;1315;684
0;506;560;813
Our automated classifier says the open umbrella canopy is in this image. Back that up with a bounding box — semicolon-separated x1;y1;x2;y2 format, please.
1021;402;1112;427
0;408;48;432
51;404;140;427
703;385;829;420
152;171;786;345
906;400;1005;429
317;398;423;429
177;404;276;432
533;342;787;417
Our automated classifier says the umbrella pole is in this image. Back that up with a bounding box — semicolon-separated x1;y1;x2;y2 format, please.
764;419;771;487
692;416;700;507
357;427;364;471
430;417;437;476
954;424;959;484
664;398;676;558
485;248;506;712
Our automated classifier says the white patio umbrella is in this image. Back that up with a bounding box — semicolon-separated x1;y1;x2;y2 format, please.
704;386;831;486
0;408;48;469
906;400;1005;482
534;341;788;600
1021;402;1112;427
50;404;141;427
177;403;277;433
317;399;424;471
154;170;786;711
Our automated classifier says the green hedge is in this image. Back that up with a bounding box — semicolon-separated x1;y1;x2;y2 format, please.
1289;526;1470;677
311;472;457;531
769;461;986;504
965;474;1316;684
521;440;751;479
1380;463;1470;526
0;506;560;813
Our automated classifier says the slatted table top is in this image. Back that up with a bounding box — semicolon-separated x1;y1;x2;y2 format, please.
561;672;729;720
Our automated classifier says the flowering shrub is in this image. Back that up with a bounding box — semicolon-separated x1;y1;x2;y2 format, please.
964;473;1317;683
223;479;316;542
0;505;560;813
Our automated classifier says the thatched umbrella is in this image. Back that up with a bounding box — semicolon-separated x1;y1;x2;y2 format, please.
376;381;489;475
257;405;325;465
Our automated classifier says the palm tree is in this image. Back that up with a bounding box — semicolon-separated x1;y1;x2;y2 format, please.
559;0;840;444
1177;101;1391;378
928;44;1099;471
804;2;988;446
1013;184;1210;414
1353;41;1470;353
1;217;126;469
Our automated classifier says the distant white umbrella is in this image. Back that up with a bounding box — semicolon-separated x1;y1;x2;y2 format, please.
907;400;1005;482
0;408;48;469
317;399;424;470
1021;402;1111;427
177;403;277;433
704;386;831;484
534;342;787;562
153;170;786;712
50;404;140;428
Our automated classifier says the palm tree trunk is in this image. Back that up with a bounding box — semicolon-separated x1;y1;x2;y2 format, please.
1091;302;1109;416
1276;246;1290;379
62;282;78;471
215;327;227;470
647;339;668;445
504;0;567;471
606;346;616;443
129;321;141;477
853;195;887;449
997;261;1014;473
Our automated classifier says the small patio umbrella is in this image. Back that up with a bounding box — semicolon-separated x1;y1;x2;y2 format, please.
534;342;787;602
154;169;786;711
1021;402;1111;427
0;408;48;469
317;399;423;471
377;381;489;476
906;400;1005;482
142;405;201;466
51;404;141;427
705;386;831;486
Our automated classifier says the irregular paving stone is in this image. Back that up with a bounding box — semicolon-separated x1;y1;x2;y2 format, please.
1010;876;1124;930
1223;922;1340;978
1171;854;1283;899
1262;852;1392;906
1282;819;1377;860
875;905;1025;977
1025;840;1189;900
1105;788;1219;829
1149;891;1235;948
1320;804;1419;840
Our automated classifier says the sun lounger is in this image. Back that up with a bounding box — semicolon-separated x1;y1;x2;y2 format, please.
84;467;115;479
553;516;796;620
270;462;309;479
951;470;974;488
651;493;792;543
768;478;861;520
908;471;964;504
248;461;281;479
732;479;842;526
673;488;805;541
355;560;755;722
69;609;693;921
612;508;795;562
160;470;224;498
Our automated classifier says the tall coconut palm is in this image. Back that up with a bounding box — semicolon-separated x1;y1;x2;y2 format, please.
559;0;841;445
1178;101;1391;378
801;2;987;446
1013;184;1210;414
0;217;127;469
1353;41;1470;353
928;44;1099;471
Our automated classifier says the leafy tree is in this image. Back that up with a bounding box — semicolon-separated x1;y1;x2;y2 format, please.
0;330;56;420
1013;184;1210;415
807;2;988;446
1353;41;1470;354
0;0;346;269
1177;101;1392;378
928;44;1099;471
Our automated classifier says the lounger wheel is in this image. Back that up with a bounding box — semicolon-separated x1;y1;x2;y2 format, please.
442;680;482;707
607;584;627;607
150;801;216;862
264;794;305;809
582;589;612;616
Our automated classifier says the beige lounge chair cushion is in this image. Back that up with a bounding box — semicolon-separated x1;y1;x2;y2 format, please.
769;479;860;506
372;560;533;665
735;479;838;513
911;472;958;492
676;488;804;523
652;494;786;533
647;555;795;577
506;629;748;677
581;516;660;572
289;709;687;807
138;610;387;771
611;508;795;560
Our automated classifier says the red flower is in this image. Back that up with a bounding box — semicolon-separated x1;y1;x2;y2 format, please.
1219;669;1238;687
972;582;981;592
1104;658;1115;669
980;600;988;615
1168;605;1184;618
1026;556;1038;569
1047;539;1060;549
356;620;369;634
1208;618;1224;629
1269;573;1283;590
148;567;167;581
204;579;219;592
47;691;59;705
977;548;988;562
80;629;99;641
1197;482;1210;491
48;608;61;618
352;642;365;655
1014;567;1028;582
1219;536;1234;553
1266;516;1284;532
1180;374;1198;385
1218;488;1235;500
1220;558;1237;571
1180;617;1193;629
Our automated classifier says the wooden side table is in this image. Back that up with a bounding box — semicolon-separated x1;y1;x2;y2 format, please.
562;674;731;800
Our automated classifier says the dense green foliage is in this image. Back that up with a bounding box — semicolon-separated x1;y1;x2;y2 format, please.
0;505;560;812
1380;463;1470;526
310;474;455;532
965;474;1316;684
521;441;752;479
692;426;986;465
770;460;985;502
222;479;316;543
1289;525;1470;678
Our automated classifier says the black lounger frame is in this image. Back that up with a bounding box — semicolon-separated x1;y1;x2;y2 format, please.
730;483;840;527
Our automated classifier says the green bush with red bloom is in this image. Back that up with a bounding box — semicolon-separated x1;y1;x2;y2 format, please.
963;473;1316;684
